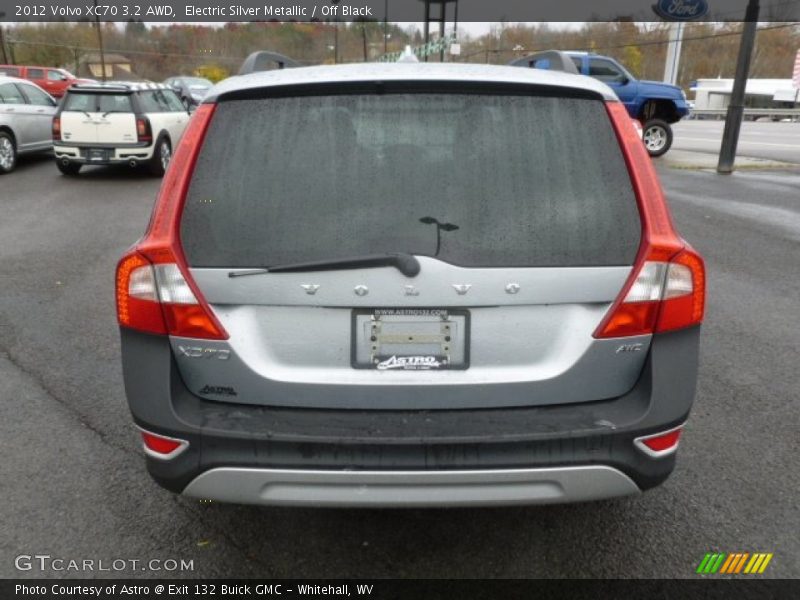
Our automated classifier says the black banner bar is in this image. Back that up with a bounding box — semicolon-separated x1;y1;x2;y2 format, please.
4;579;800;600
1;0;799;23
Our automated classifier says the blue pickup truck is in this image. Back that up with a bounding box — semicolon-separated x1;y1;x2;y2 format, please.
511;51;690;157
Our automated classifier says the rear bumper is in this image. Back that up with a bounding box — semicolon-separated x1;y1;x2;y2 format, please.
54;143;155;164
120;326;700;506
182;466;639;507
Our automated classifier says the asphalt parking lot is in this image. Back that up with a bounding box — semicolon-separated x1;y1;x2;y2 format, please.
672;120;800;163
1;140;799;579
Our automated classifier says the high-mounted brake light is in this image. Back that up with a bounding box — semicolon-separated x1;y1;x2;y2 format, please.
116;104;227;340
594;103;705;339
634;425;683;458
52;116;61;141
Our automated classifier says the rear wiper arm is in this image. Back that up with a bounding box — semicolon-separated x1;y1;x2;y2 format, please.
228;253;421;279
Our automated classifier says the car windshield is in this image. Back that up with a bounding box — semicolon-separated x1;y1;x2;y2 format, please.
181;89;641;269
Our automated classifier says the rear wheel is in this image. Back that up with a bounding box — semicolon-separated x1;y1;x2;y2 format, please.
0;132;17;174
642;119;673;157
148;137;172;176
56;161;82;176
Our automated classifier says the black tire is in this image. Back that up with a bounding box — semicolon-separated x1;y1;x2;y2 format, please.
642;119;673;157
148;136;172;177
0;131;18;174
56;161;82;176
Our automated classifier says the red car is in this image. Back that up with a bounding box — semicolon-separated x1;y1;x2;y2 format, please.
0;65;94;98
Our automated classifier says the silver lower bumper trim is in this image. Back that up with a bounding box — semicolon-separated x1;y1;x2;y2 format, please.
182;466;641;507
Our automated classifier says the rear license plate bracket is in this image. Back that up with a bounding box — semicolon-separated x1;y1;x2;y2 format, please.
86;148;110;162
351;308;470;370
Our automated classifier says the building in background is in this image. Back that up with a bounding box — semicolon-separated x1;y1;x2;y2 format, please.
691;78;799;110
77;53;143;81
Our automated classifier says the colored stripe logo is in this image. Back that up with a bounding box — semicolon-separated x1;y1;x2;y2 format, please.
697;552;773;574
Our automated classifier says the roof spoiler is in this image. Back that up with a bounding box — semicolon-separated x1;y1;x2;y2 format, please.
508;50;580;75
238;51;299;75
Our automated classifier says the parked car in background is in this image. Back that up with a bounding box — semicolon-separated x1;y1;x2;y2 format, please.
0;76;58;174
53;82;191;176
0;65;94;98
163;76;213;109
116;61;705;508
511;51;690;157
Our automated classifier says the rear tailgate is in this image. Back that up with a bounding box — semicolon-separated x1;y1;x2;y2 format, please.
176;85;645;410
60;91;136;144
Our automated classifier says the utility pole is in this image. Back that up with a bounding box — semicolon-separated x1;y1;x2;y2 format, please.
0;12;9;64
94;0;107;82
717;0;760;174
383;0;388;54
663;22;685;85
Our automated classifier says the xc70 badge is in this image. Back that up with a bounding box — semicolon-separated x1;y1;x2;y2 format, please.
177;345;231;360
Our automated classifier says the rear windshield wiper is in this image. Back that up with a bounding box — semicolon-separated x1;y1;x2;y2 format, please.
228;253;421;279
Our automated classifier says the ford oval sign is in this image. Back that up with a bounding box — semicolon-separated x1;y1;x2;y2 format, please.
653;0;710;21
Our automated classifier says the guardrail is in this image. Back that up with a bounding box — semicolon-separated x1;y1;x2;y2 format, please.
690;108;800;120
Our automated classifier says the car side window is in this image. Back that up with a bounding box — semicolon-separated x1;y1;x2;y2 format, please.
27;68;45;80
588;59;626;84
137;91;162;113
162;89;185;112
47;70;63;81
0;67;21;77
20;84;55;107
570;57;583;72
0;82;26;104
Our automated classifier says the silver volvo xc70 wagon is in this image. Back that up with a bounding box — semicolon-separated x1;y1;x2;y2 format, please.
116;62;705;507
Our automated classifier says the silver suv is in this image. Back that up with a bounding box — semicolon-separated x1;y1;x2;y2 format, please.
116;62;705;507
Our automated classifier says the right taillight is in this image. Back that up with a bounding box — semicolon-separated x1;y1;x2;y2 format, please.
594;247;705;338
116;104;225;340
596;102;706;339
136;116;152;143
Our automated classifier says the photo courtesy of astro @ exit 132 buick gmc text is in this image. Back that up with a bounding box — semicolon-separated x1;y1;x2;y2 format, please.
0;0;799;597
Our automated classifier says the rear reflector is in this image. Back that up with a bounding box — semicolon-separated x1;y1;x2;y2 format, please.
595;102;706;339
116;104;226;340
634;426;683;458
139;429;189;460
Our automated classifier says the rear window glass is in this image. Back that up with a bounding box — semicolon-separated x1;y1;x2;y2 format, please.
64;92;132;113
182;91;641;268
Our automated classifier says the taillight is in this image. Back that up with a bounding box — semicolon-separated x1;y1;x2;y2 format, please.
52;116;61;141
634;425;683;458
594;103;706;339
136;116;152;143
116;104;226;340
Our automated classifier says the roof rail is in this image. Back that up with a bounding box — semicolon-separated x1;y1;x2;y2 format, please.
238;51;299;75
508;50;580;75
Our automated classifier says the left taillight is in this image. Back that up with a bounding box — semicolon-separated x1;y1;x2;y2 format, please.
52;116;61;141
116;104;226;340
